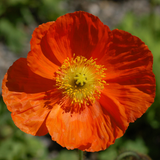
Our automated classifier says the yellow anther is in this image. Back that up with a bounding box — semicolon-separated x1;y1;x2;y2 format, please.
55;55;108;106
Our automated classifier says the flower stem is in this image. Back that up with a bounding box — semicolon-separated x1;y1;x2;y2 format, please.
78;150;83;160
115;151;141;160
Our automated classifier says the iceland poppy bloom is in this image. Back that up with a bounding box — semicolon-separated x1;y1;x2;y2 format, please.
2;11;155;152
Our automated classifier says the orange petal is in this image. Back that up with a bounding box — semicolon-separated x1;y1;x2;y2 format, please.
98;29;153;80
101;80;155;123
3;81;62;136
27;21;59;79
3;58;55;94
11;101;50;136
44;11;111;62
2;58;62;136
97;29;155;122
46;100;126;152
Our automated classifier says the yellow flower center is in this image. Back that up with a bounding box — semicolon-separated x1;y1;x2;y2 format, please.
56;56;107;106
74;73;87;87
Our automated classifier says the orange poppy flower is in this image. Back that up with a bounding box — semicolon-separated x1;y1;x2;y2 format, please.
2;11;155;152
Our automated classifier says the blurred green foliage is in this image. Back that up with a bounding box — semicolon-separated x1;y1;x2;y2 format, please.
54;150;78;160
0;0;66;54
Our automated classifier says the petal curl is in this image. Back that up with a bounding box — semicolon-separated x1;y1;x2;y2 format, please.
98;29;153;80
2;58;62;136
46;100;126;152
43;11;111;63
30;22;54;51
4;58;55;93
27;21;59;79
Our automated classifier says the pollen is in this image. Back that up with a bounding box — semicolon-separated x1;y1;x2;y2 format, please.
56;55;107;106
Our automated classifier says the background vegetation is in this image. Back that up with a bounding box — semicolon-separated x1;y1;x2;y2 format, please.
0;0;160;159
